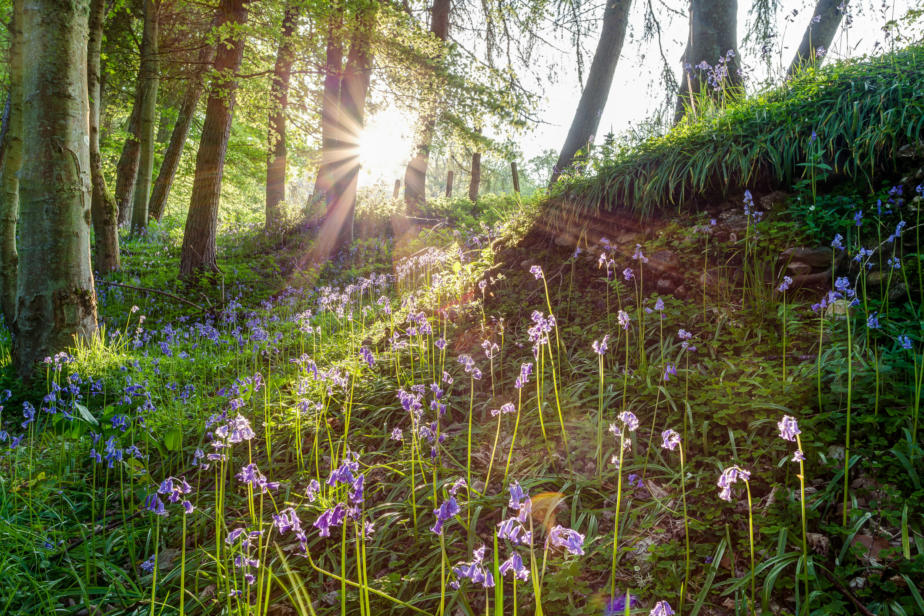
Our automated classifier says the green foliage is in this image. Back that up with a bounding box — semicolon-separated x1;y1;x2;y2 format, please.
553;44;924;216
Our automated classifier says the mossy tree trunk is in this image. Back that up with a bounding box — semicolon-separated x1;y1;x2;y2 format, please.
148;19;217;223
15;0;98;378
550;0;632;184
0;0;23;330
787;0;846;78
88;0;120;272
265;2;299;233
313;0;376;259
115;78;142;226
130;0;159;233
313;5;344;207
179;0;249;277
402;0;450;213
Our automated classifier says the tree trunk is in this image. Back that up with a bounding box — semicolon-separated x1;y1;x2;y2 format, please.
115;79;142;226
313;0;376;260
674;0;741;122
15;0;97;378
130;0;159;233
313;7;344;206
265;3;298;232
468;151;480;202
0;0;23;329
148;20;217;222
402;0;450;212
550;0;632;184
179;0;249;278
787;0;846;78
88;0;120;272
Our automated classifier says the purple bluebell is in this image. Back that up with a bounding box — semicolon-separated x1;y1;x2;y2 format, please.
616;410;638;432
430;496;461;535
604;593;640;615
898;335;912;350
777;416;800;441
650;601;675;616
661;429;680;451
593;335;610;355
530;265;544;279
867;312;880;329
717;466;750;501
548;525;584;555
632;244;649;263
831;234;844;250
498;551;529;581
778;276;792;293
144;494;167;517
515;362;533;389
617;310;630;330
140;555;157;573
451;545;495;589
663;364;677;381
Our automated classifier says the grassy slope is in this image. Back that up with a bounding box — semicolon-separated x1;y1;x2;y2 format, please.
553;44;924;216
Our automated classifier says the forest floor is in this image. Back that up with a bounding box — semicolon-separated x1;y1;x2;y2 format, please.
2;50;924;616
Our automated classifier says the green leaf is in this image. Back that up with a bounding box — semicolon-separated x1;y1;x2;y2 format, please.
164;429;183;452
73;403;98;427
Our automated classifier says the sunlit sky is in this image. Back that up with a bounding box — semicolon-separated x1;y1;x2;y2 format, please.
358;0;918;186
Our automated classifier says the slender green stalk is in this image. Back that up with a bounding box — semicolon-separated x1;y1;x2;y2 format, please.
795;435;809;615
744;479;756;616
679;443;690;614
609;427;626;599
843;305;853;527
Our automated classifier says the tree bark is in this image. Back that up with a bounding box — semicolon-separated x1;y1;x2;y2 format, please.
313;0;377;260
115;78;142;226
130;0;159;233
787;0;846;78
15;0;98;377
313;7;344;206
148;20;218;222
468;151;480;202
265;2;298;232
0;0;23;329
550;0;632;184
402;0;450;212
88;0;120;272
179;0;249;278
674;0;741;122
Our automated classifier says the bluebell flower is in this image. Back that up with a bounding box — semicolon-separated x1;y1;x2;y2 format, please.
617;310;630;330
430;496;461;535
650;601;675;616
661;429;680;451
604;593;640;615
717;466;750;501
140;555;157;573
777;416;800;441
451;545;494;589
778;276;793;293
897;335;912;350
592;335;609;355
548;525;584;555
663;364;677;381
867;312;880;329
498;551;529;581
